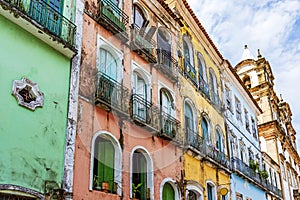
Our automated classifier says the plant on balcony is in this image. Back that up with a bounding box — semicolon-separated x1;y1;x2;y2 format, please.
249;159;259;172
258;169;269;179
188;70;195;79
93;175;101;191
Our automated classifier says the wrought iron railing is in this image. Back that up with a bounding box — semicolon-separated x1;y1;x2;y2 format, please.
202;144;231;169
130;24;157;63
199;74;210;99
2;0;76;48
186;128;203;151
156;49;178;82
131;94;159;131
95;73;130;115
266;181;283;197
97;0;129;39
184;60;197;87
159;111;181;141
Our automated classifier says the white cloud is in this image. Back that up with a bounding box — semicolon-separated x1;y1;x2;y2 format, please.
186;0;300;150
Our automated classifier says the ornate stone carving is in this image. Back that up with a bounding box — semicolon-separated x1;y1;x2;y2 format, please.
12;77;44;110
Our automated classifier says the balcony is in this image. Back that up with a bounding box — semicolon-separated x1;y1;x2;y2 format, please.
184;60;197;87
186;129;203;152
130;24;156;63
95;73;130;117
199;75;210;99
158;111;182;143
97;0;129;42
266;181;283;198
155;49;178;83
130;94;159;132
202;144;231;170
1;0;76;51
232;158;267;189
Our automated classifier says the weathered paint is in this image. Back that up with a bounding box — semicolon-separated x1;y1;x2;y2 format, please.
0;15;71;195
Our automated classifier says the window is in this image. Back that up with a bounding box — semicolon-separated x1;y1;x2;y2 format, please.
209;69;219;106
160;89;175;136
236;193;243;200
183;35;196;84
245;109;250;132
206;182;216;200
132;151;148;199
225;87;232;111
98;48;120;81
133;5;146;28
243;75;251;89
90;132;122;195
162;183;175;200
202;118;210;143
229;132;237;158
185;101;196;145
239;141;246;163
248;149;254;161
157;27;172;68
251;117;257;139
198;52;207;82
235;97;242;122
216;128;224;153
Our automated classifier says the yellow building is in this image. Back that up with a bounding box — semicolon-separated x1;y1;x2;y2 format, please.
166;0;231;199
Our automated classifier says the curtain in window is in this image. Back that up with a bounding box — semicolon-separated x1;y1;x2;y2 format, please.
162;183;175;200
94;137;115;193
133;151;147;199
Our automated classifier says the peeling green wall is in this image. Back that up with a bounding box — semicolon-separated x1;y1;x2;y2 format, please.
0;15;70;194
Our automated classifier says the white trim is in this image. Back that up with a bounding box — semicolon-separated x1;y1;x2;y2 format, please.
160;178;181;200
201;113;212;144
186;181;204;200
132;1;149;20
206;180;217;200
132;61;152;101
97;35;124;82
158;81;176;116
89;131;122;195
130;146;154;200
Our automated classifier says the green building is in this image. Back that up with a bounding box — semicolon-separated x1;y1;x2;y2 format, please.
0;0;82;199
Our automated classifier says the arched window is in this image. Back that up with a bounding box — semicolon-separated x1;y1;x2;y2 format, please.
215;127;224;153
206;181;216;200
90;132;122;195
162;182;175;200
183;35;196;84
98;48;118;81
186;181;203;200
160;89;174;116
133;4;146;28
130;147;153;199
197;53;207;82
185;101;197;147
209;69;218;105
201;117;210;143
157;27;172;68
243;75;251;89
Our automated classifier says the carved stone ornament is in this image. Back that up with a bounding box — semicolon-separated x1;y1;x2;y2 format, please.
12;77;44;110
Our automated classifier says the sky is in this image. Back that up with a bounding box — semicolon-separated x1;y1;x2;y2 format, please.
186;0;300;150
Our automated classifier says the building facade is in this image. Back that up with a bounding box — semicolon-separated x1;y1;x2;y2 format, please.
73;0;184;199
0;0;81;198
236;45;300;200
222;60;270;200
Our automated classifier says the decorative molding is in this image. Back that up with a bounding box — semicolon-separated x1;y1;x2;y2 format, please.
0;184;44;199
12;77;44;110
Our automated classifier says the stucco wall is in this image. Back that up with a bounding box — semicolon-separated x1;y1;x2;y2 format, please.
0;15;70;194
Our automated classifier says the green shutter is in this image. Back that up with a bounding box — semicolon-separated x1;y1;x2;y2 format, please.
162;183;175;200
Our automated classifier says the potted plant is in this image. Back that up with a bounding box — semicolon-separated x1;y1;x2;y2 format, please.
102;181;109;193
132;182;142;199
258;169;269;179
93;175;101;191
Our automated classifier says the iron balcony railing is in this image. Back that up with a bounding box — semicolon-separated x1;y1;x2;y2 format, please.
185;128;203;152
156;49;178;82
95;73;130;115
131;94;159;131
158;111;181;142
3;0;76;48
97;0;129;40
266;181;283;197
202;143;231;169
199;74;210;99
184;60;197;87
130;24;157;63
